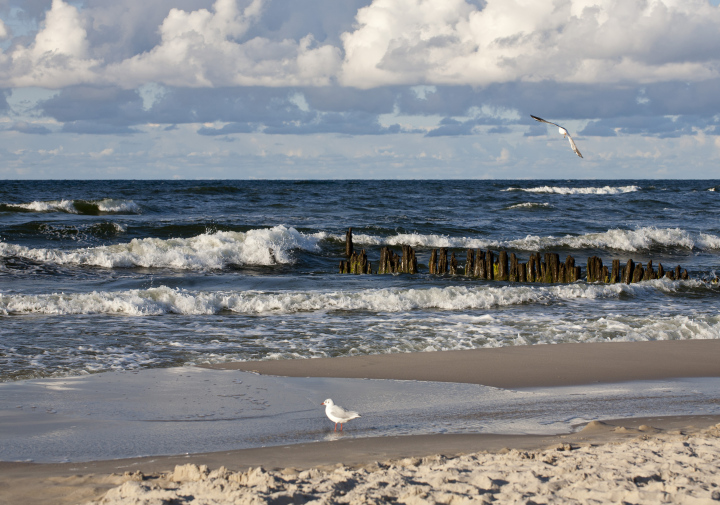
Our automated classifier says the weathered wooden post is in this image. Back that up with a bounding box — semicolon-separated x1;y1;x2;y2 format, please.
449;252;458;275
587;256;603;283
345;228;353;257
542;254;552;283
485;250;494;280
527;253;538;282
348;250;369;274
378;247;402;274
657;263;665;279
406;245;418;274
643;260;655;281
465;250;475;276
564;255;576;282
519;263;527;282
552;253;561;283
438;248;448;274
509;253;518;282
632;263;644;283
675;266;681;280
610;260;620;283
475;250;486;278
400;245;418;274
429;249;438;274
498;251;509;281
623;259;635;284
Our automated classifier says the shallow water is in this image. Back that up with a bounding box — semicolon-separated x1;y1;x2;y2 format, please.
1;367;719;463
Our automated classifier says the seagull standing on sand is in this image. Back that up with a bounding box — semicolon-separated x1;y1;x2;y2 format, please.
322;398;360;431
531;115;583;158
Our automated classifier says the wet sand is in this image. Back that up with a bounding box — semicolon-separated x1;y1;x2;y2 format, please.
205;339;720;388
2;340;720;504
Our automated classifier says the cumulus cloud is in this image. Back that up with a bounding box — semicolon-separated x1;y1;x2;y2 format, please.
5;0;720;140
1;0;343;88
339;0;720;88
4;0;720;90
1;0;100;87
104;0;342;87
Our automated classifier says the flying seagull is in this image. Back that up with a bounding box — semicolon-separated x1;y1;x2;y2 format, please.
322;398;360;431
531;115;583;158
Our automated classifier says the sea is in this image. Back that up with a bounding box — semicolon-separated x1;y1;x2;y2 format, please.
2;179;720;384
3;179;720;462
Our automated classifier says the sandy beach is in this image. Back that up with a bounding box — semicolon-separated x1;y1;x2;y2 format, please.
2;340;720;504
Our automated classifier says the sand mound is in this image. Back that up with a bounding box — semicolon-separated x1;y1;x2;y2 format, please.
93;424;720;505
580;420;613;432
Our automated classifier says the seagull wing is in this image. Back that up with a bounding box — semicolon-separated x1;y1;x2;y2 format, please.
566;134;583;158
530;115;560;128
329;404;360;421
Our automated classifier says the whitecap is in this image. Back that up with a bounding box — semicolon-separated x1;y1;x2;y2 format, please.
0;282;685;316
504;185;640;195
0;225;321;270
345;226;720;252
507;202;552;210
6;200;77;213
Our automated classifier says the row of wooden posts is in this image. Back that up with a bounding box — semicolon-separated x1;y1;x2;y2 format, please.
338;228;689;283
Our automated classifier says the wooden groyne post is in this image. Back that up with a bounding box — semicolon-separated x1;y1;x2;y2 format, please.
339;249;371;274
380;245;418;274
345;228;353;257
338;229;690;283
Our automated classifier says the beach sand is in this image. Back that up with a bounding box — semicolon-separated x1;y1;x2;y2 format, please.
2;340;720;504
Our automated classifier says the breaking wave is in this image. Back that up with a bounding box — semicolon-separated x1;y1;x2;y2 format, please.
504;185;640;195
506;202;552;210
0;281;703;316
0;225;321;270
347;227;720;252
0;198;141;215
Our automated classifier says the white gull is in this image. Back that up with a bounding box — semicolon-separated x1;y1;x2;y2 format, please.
531;115;583;158
322;398;361;431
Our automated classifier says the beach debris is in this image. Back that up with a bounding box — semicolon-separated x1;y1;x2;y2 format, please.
322;398;361;431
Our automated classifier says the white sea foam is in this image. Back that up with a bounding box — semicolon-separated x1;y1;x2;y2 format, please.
504;185;640;195
94;198;141;214
0;282;696;316
0;225;321;270
507;202;552;209
347;227;720;252
8;199;77;213
1;198;140;214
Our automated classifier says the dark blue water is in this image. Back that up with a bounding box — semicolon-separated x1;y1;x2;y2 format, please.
2;180;719;382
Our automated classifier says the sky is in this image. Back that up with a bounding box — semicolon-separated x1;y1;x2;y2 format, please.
1;0;720;179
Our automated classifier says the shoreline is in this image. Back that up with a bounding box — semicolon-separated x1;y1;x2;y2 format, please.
204;339;720;388
2;340;720;504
